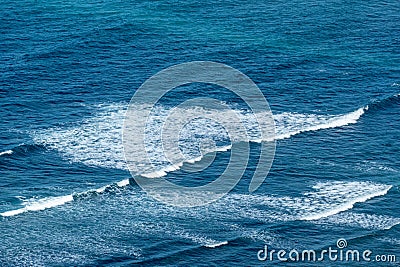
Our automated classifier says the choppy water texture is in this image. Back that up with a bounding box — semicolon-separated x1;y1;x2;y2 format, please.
1;0;400;266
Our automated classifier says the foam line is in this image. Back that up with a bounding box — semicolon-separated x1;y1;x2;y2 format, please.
1;195;74;217
136;105;365;178
204;241;228;248
273;107;366;140
301;185;392;221
141;144;232;178
2;179;391;223
1;179;131;217
0;150;13;156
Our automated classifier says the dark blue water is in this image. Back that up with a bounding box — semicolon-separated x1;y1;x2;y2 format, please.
1;0;400;266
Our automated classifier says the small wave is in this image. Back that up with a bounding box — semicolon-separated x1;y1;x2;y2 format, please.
0;143;45;158
75;178;130;197
0;150;13;156
1;179;132;217
273;107;365;140
314;212;400;230
226;181;393;223
204;241;228;248
1;195;74;217
301;185;391;221
173;230;228;248
365;92;400;113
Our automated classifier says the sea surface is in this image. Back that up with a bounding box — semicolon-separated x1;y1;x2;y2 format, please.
1;0;400;266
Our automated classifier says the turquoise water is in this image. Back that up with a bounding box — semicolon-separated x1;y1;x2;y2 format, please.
1;0;400;266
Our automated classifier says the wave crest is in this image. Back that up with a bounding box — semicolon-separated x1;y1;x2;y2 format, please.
31;102;368;175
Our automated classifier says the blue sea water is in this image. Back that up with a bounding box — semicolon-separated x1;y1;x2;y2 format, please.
1;0;400;266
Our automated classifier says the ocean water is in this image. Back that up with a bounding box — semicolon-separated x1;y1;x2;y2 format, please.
1;0;400;266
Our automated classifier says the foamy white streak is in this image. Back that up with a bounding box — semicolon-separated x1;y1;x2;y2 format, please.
204;241;228;248
1;195;74;217
32;103;366;176
301;185;392;221
117;179;130;187
141;144;232;178
314;212;400;230
1;179;393;225
273;107;365;140
226;181;393;224
0;150;13;156
1;179;131;217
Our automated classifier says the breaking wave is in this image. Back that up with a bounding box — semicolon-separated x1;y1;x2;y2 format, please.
31;102;369;176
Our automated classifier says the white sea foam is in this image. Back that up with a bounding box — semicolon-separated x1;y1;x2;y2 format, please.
314;212;400;230
273;107;365;140
300;190;388;221
32;105;127;170
3;103;381;219
299;182;391;221
1;178;132;217
222;181;392;223
32;102;366;177
356;160;398;173
204;241;228;248
0;149;13;156
116;179;130;187
380;237;400;245
95;186;107;193
1;195;74;217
